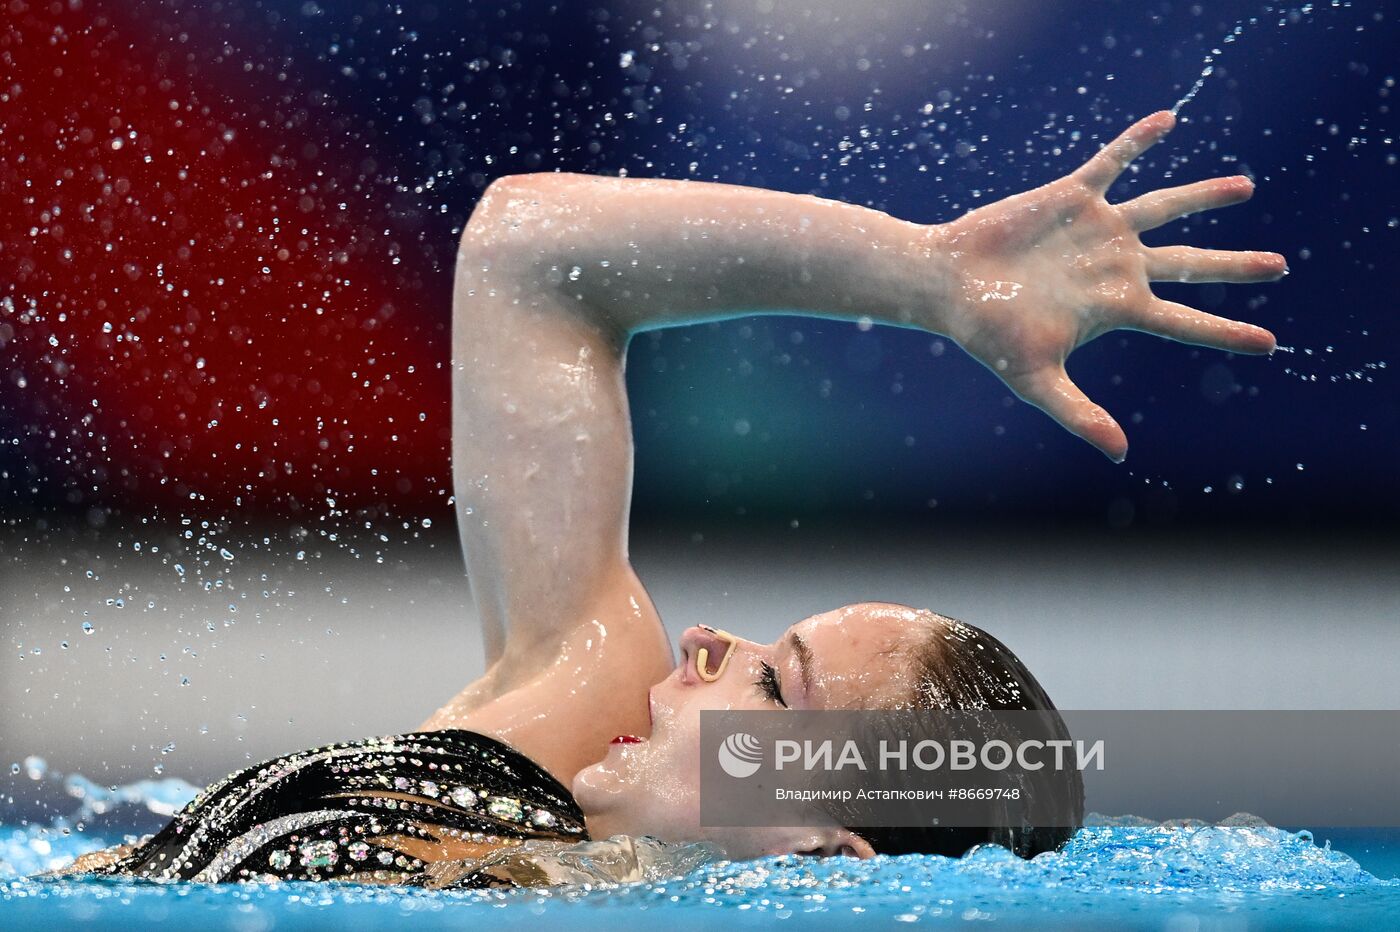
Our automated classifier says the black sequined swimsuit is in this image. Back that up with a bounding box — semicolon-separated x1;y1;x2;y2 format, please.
93;730;588;887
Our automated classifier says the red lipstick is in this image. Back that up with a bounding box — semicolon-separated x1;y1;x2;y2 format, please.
610;735;644;745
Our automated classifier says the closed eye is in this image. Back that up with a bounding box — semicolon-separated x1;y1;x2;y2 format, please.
755;660;788;708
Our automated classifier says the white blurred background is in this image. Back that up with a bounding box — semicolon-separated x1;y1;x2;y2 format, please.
4;516;1397;808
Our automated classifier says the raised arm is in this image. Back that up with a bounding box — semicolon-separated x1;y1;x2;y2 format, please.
425;111;1284;776
468;111;1280;457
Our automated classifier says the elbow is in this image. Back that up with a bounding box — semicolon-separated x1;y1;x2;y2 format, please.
459;170;590;272
459;171;568;236
480;172;549;207
459;174;540;255
462;170;588;267
460;172;596;275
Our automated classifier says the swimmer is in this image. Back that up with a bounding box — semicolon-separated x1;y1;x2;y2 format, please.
62;111;1284;886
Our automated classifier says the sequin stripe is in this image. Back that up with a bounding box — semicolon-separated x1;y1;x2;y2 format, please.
323;787;586;838
327;770;585;834
117;737;425;878
191;809;347;883
207;738;501;854
114;737;448;878
335;733;584;822
110;730;587;882
399;731;577;793
173;744;409;876
389;732;579;811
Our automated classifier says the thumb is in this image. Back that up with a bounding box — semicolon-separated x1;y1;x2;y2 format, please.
1011;366;1128;463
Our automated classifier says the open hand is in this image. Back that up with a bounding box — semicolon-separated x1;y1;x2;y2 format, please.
937;110;1286;462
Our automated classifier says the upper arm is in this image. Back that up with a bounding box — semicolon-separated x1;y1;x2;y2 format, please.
432;211;674;769
449;180;666;677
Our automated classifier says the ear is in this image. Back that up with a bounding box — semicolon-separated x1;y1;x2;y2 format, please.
789;827;877;860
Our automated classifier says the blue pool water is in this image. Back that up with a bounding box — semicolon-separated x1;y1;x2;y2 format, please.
4;819;1398;930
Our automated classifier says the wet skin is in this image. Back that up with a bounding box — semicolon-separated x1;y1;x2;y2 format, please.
420;111;1286;859
574;605;933;860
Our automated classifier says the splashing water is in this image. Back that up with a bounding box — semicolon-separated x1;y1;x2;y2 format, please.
2;809;1398;929
1173;2;1353;114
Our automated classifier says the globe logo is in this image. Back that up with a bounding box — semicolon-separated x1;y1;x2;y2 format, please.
718;732;763;778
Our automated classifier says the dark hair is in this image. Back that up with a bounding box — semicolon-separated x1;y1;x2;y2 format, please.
842;609;1083;859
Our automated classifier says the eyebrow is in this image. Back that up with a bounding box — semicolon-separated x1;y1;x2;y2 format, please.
789;632;816;698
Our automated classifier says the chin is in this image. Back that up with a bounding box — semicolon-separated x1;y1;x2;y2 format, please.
570;760;609;808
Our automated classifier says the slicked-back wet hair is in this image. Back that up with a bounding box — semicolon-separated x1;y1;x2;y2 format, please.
841;610;1083;859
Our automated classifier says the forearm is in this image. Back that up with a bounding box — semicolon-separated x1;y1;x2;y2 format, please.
468;173;960;338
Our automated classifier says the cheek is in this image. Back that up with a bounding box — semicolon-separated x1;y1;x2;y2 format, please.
628;718;706;816
648;711;702;781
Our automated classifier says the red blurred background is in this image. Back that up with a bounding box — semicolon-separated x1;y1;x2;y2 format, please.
2;1;451;521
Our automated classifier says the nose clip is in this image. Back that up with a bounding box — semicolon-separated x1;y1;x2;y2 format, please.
695;626;739;682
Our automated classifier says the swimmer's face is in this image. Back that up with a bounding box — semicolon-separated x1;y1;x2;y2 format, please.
572;603;927;860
